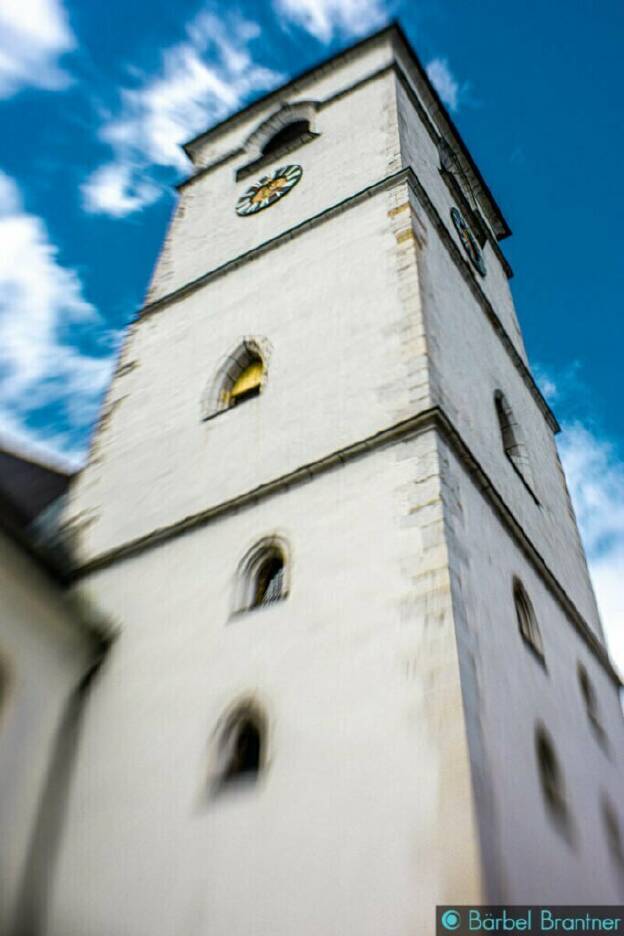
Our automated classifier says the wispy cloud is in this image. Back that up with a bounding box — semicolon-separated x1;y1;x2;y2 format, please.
426;57;464;113
537;366;624;670
0;0;75;99
273;0;390;42
0;170;116;463
559;423;624;671
82;163;160;219
82;9;282;218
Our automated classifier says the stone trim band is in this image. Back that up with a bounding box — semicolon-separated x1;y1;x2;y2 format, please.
140;167;557;433
69;406;620;689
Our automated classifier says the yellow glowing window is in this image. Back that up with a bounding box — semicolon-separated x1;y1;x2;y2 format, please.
228;359;263;406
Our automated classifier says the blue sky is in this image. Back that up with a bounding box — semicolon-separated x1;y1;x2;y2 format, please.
0;0;622;661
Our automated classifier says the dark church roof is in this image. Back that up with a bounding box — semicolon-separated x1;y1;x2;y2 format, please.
0;444;73;529
0;442;74;582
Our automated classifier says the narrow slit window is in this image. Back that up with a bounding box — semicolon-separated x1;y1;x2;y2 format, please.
215;706;266;792
494;391;536;495
535;727;568;826
578;664;605;740
236;538;289;614
253;553;285;607
223;718;262;780
514;580;544;661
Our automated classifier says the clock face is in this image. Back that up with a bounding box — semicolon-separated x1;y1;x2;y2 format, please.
450;206;486;276
236;165;303;216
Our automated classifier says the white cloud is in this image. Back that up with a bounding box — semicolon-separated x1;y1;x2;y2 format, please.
82;163;160;218
537;365;624;670
273;0;389;42
0;0;75;99
557;422;624;672
82;10;281;218
426;57;462;113
589;547;624;676
537;366;624;669
0;170;115;463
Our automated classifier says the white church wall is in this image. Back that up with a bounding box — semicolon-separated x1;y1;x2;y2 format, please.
65;187;430;564
439;435;624;902
146;65;400;305
48;435;482;936
394;71;526;362
414;198;603;637
0;533;94;934
49;24;623;931
185;36;394;170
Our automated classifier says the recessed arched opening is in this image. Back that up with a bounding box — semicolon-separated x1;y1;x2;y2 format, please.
495;391;518;456
202;338;269;421
227;354;263;407
535;726;568;826
494;390;536;496
252;550;285;608
237;103;318;181
214;703;267;792
513;579;544;661
223;717;262;780
261;120;310;156
235;537;290;614
578;663;605;740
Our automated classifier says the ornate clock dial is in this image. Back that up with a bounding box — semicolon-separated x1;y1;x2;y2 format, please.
450;206;486;276
236;164;303;216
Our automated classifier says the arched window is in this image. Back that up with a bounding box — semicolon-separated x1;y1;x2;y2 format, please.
215;703;266;791
236;103;318;180
514;579;544;661
261;120;310;156
235;537;289;613
578;663;605;739
535;726;568;823
202;338;269;420
253;551;285;607
494;391;536;496
227;355;263;408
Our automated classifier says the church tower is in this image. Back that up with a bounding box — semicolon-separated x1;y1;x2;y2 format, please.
48;23;624;935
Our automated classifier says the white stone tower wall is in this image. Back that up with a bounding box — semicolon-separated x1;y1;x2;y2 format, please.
48;437;482;936
439;436;624;902
145;47;401;306
409;188;602;634
48;23;624;935
65;187;431;563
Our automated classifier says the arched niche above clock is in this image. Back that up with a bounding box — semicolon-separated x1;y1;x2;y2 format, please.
236;101;320;181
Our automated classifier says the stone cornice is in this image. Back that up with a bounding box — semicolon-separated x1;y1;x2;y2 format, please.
69;406;620;688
